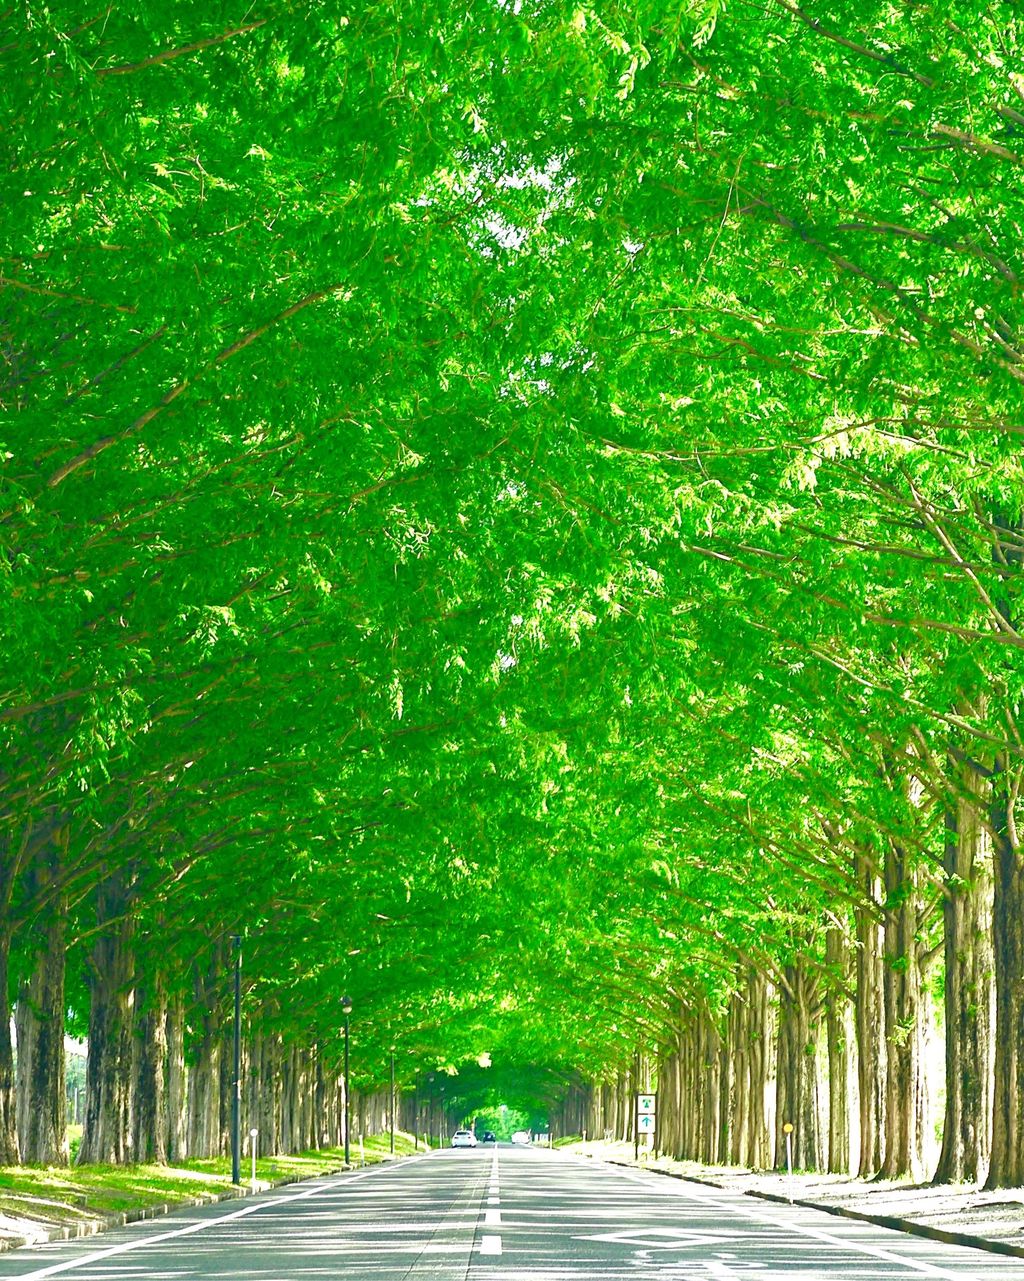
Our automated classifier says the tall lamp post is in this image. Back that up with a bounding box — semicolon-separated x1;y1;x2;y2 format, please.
341;995;353;1166
231;935;242;1185
427;1073;434;1150
389;1047;396;1155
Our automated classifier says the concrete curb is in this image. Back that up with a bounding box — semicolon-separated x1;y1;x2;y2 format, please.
0;1159;370;1255
599;1157;1024;1262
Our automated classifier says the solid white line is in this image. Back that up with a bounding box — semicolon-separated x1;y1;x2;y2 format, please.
14;1156;431;1281
613;1165;983;1281
479;1234;502;1255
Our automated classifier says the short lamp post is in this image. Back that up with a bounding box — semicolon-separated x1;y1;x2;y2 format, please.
341;995;353;1166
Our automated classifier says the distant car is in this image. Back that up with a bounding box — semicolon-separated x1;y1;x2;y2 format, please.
511;1131;531;1145
451;1129;478;1148
480;1130;497;1143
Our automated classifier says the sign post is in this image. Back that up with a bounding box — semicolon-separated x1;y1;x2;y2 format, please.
636;1093;656;1160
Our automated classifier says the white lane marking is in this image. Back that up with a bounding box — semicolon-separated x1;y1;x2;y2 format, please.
614;1165;984;1281
581;1228;737;1248
487;1196;500;1206
479;1234;503;1255
13;1156;431;1281
484;1208;502;1226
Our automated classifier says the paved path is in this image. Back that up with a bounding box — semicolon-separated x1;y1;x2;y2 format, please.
1;1146;1023;1280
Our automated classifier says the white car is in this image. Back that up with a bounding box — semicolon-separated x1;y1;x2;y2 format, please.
451;1129;478;1148
511;1130;531;1145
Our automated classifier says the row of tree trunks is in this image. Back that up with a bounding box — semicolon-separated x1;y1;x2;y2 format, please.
6;875;390;1166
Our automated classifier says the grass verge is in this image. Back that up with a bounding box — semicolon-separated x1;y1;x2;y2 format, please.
0;1131;426;1248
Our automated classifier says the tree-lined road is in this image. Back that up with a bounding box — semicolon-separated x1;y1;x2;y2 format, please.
1;1148;1021;1281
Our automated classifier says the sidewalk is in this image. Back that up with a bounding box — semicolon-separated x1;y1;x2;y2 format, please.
567;1141;1024;1259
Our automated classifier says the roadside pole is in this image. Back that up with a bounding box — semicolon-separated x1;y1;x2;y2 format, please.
390;1048;396;1155
637;1092;656;1162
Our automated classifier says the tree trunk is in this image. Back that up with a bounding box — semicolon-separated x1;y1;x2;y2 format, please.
15;933;68;1165
218;1023;233;1158
256;1029;282;1155
824;926;850;1174
986;753;1024;1188
133;974;168;1163
187;958;224;1159
934;754;994;1184
854;847;886;1176
281;1044;298;1153
79;871;137;1165
697;1001;722;1164
15;836;68;1166
728;986;748;1165
166;990;187;1162
0;829;19;1168
878;839;928;1181
775;960;821;1171
717;1012;731;1165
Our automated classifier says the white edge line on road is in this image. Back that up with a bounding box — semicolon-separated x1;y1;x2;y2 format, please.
13;1155;432;1281
607;1162;983;1281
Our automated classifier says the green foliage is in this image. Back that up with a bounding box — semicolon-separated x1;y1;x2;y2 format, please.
2;0;1022;1112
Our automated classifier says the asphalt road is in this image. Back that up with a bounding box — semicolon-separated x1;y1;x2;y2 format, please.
2;1145;1023;1281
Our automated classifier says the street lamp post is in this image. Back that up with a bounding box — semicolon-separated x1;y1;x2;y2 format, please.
389;1047;396;1155
231;935;242;1185
341;995;353;1166
427;1073;435;1150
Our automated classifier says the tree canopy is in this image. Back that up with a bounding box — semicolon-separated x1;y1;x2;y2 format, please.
3;0;1024;1177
